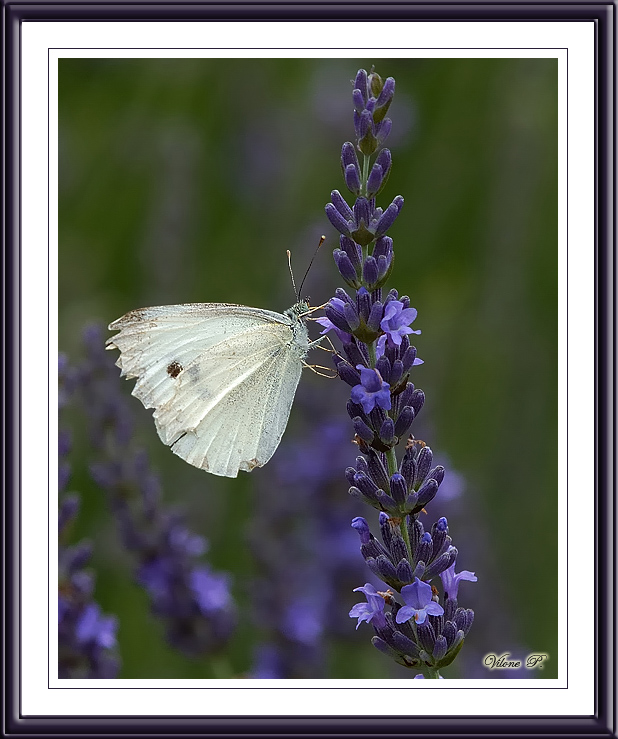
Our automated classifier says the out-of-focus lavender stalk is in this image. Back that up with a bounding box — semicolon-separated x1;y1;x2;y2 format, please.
59;356;120;678
321;69;477;678
248;384;368;679
70;326;236;659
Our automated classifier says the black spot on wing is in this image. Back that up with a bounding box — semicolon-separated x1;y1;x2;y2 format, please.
167;360;183;379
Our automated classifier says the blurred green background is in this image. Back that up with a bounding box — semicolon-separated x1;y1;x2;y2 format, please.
59;58;557;679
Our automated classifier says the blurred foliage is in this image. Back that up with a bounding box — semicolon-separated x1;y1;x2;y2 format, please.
59;58;557;679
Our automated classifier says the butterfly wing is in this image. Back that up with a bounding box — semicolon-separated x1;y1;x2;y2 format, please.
107;303;308;477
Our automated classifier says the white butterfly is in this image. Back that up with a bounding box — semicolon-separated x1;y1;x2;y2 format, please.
106;301;316;478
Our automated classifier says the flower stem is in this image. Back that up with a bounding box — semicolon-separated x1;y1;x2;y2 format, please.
368;341;377;368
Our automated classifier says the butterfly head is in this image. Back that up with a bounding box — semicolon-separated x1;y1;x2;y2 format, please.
285;300;310;321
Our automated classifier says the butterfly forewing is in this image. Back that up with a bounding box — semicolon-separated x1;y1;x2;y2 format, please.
106;303;309;477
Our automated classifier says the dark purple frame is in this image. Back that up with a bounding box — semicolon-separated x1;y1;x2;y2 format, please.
3;2;615;737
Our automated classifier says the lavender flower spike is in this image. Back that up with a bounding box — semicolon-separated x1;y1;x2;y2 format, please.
323;67;475;676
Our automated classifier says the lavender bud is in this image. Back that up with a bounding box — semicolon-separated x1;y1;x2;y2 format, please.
424;549;457;580
427;466;445;486
353;197;372;229
431;517;449;557
415;533;432;565
433;635;448;661
331;189;353;220
378;511;392;549
376;490;398;513
367;300;384;333
341;141;360;170
396;559;414;584
366;164;384;198
337;361;361;387
351;516;371;544
375;148;392;178
374;554;398;582
376;118;392;145
444;597;458;622
389;473;407;505
356;287;371;321
400;450;416;489
374;78;395;122
388;528;408;564
375;196;404;237
443;621;458;648
410;389;425;416
401;346;418;372
325;302;351;333
344;163;362;195
353;416;374;443
352;88;365;113
416;478;439;507
354;69;368;102
342;338;367;368
394;406;415;438
343;301;360;331
345;466;357;486
335;287;354;303
340;235;362;271
397;383;416;410
390;629;419;657
390;359;404;387
354;471;380;498
373;235;393;259
346;399;367;422
325;203;351;235
417;621;436;654
415;447;433;485
367;451;390;491
362;255;379;287
333;249;360;286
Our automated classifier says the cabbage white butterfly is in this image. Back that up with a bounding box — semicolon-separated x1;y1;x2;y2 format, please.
106;300;315;477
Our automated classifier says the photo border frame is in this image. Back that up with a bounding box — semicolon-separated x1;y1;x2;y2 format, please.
4;2;615;736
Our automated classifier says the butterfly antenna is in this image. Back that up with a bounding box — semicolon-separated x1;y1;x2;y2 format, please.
286;250;300;302
298;235;326;299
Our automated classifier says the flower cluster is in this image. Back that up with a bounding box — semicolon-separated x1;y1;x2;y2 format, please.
58;359;120;678
58;494;121;678
72;327;237;658
322;69;476;678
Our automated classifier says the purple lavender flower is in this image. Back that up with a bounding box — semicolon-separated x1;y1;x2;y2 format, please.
380;301;421;345
58;356;120;679
75;603;118;649
323;68;476;677
440;562;478;600
70;326;237;658
351;366;391;414
349;583;387;629
395;578;444;625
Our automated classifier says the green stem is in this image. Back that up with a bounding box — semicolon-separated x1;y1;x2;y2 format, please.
362;154;371;196
368;341;377;368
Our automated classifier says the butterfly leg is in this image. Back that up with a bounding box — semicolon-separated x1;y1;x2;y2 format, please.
302;361;338;379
